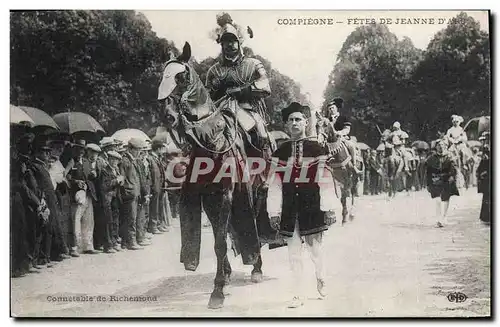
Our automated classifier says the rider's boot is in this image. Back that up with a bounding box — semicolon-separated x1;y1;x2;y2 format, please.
345;140;362;175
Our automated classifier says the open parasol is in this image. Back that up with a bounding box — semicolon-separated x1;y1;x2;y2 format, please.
411;140;430;150
152;132;182;154
467;140;482;148
53;112;105;135
10;104;34;126
356;142;370;151
111;129;151;145
147;126;169;138
464;116;490;140
18;106;59;130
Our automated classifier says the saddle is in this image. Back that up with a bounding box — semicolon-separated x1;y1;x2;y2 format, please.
326;139;352;169
181;108;238;155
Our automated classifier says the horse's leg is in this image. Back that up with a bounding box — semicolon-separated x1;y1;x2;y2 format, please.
204;185;233;309
231;183;262;282
179;187;202;271
251;254;263;283
341;190;348;225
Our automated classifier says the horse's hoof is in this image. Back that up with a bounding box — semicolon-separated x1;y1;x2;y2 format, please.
251;270;263;283
208;291;225;309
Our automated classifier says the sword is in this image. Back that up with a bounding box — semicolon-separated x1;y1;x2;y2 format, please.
376;124;383;136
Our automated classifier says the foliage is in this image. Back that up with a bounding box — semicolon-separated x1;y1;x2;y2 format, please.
11;10;307;136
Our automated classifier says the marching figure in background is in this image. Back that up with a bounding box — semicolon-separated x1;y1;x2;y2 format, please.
446;115;470;188
206;12;274;155
390;122;409;146
267;102;338;308
476;131;490;225
424;139;459;228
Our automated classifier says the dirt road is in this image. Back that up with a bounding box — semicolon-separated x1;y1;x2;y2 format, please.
11;189;490;317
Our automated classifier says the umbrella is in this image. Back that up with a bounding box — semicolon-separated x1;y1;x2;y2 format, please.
53;112;105;135
411;140;430;150
467;140;482;148
152;132;182;154
464;116;490;140
356;142;370;151
19;106;59;130
269;130;289;141
111;129;151;145
376;144;385;151
10;104;34;126
147;126;169;138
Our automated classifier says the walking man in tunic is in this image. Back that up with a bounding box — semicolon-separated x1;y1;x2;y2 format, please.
267;102;338;308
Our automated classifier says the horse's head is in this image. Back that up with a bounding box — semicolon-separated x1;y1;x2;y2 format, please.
157;42;213;129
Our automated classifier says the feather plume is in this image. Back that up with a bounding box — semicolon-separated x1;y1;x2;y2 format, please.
216;12;233;27
247;26;253;38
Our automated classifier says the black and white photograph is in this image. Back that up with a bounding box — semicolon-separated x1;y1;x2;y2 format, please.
9;9;491;317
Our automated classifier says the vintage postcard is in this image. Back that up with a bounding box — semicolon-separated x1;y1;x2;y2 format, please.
9;9;491;318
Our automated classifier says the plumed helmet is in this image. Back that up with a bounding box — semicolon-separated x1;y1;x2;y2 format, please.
393;121;401;128
211;12;253;44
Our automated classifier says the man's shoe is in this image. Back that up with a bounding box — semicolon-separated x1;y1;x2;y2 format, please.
84;249;100;254
138;241;151;247
287;296;303;308
127;244;143;251
104;248;117;254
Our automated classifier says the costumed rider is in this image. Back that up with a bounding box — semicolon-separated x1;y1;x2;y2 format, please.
206;12;275;155
267;102;339;309
445;115;468;167
390;121;410;172
318;97;362;175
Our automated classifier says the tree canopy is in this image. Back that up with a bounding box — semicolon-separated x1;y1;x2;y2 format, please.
322;12;490;146
10;10;308;135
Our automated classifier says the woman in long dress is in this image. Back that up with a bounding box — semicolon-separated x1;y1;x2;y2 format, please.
424;139;459;228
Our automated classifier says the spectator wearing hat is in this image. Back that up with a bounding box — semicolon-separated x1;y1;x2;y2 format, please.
65;140;100;255
424;138;459;228
98;150;124;252
148;139;168;234
136;143;153;246
477;131;490;225
10;132;45;276
47;143;71;261
30;138;67;267
80;143;103;252
119;138;145;250
267;102;338;308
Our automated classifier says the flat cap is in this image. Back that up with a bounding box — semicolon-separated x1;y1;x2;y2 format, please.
128;137;147;149
86;143;101;153
107;150;122;160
